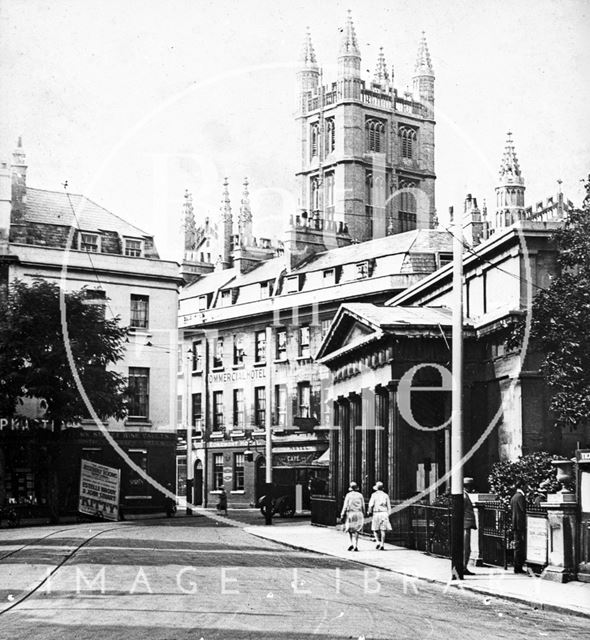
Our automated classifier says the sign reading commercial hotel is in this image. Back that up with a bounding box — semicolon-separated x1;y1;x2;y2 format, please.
208;367;266;385
79;459;121;521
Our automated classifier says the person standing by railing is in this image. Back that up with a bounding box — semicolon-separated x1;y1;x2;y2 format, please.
463;478;477;575
510;480;527;573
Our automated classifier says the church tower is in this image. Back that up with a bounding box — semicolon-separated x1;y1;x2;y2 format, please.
296;14;436;242
495;132;526;228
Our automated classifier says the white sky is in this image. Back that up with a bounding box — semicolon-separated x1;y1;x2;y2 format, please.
1;0;589;261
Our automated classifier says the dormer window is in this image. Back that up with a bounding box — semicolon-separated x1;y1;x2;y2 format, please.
323;269;335;286
438;252;453;268
124;238;143;257
260;280;274;299
80;232;99;252
197;295;208;311
219;290;231;307
356;261;371;279
286;275;301;294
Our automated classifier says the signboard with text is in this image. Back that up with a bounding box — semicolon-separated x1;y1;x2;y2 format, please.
526;515;548;566
78;459;121;521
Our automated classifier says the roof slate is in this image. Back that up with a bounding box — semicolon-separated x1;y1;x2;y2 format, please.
24;188;151;239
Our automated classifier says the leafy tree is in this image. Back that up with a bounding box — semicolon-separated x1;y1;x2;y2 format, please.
488;452;568;508
0;279;128;520
512;176;590;430
0;279;128;423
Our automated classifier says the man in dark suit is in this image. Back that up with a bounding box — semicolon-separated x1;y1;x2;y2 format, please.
510;480;527;574
463;477;477;575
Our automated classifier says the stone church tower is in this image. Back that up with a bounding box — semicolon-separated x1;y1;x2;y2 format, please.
495;132;526;228
296;12;436;242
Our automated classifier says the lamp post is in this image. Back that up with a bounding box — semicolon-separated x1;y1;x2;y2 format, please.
450;211;464;579
185;346;193;516
264;325;273;525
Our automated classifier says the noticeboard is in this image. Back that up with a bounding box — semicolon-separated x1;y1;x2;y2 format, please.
526;515;548;566
78;459;121;521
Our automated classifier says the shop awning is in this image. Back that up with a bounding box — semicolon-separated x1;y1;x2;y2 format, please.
312;448;330;466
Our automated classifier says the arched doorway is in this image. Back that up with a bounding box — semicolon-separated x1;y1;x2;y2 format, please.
194;460;203;506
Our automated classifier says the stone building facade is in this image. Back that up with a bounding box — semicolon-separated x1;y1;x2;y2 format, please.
0;139;182;518
296;14;436;242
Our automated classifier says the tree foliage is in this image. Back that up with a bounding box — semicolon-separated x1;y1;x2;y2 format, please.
488;452;568;508
513;176;590;430
0;279;128;425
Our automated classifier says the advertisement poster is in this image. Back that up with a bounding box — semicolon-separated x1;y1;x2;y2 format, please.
78;459;121;521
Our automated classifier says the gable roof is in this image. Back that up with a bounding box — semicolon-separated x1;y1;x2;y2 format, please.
24;188;152;239
316;302;461;362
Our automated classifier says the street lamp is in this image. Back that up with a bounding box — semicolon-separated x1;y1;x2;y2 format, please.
185;346;194;516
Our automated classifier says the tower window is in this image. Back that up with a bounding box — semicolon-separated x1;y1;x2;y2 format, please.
325;117;335;153
398;179;418;232
310;122;319;158
399;126;417;159
365;119;385;153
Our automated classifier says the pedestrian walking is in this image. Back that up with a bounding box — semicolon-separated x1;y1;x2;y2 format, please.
510;479;527;574
368;481;391;550
463;477;477;575
340;482;365;551
216;485;228;516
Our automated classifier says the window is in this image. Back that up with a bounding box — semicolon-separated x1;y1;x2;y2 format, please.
124;238;142;257
438;252;453;268
325;172;334;210
323;269;335;285
80;232;99;252
177;343;183;373
399;179;417;232
356;261;370;279
233;388;245;429
254;386;266;427
126;449;148;497
255;331;266;363
233;453;245;491
286;276;300;294
260;280;274;299
213;337;224;369
213;391;224;430
275;384;287;427
325;117;335;153
399;126;417;159
365;119;385;153
83;289;106;320
219;290;231;307
213;453;224;490
310;177;320;212
298;382;311;418
299;326;311;358
192;340;203;372
197;295;207;311
191;393;202;428
310;122;319;157
276;330;287;360
233;334;245;366
128;367;149;420
321;318;332;338
130;294;149;329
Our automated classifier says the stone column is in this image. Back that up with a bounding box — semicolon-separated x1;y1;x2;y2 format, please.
388;381;400;499
542;494;578;583
471;494;497;566
374;387;384;482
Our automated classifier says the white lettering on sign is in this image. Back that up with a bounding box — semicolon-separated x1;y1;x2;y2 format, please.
208;368;266;384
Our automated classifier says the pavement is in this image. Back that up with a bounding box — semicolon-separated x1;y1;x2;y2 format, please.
1;512;588;640
244;522;590;619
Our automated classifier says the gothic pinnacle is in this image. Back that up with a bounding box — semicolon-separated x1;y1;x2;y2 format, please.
415;31;433;75
239;177;252;225
374;47;390;86
339;10;360;57
300;27;318;68
499;131;523;183
220;178;232;220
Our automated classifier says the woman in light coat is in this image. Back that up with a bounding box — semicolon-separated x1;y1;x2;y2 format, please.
368;481;391;550
340;482;365;551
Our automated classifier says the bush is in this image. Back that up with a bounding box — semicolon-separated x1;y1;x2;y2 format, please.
488;452;572;507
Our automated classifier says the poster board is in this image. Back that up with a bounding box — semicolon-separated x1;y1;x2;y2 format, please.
78;459;121;521
526;515;548;566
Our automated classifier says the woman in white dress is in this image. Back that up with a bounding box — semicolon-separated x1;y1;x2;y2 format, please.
368;481;391;550
340;482;365;551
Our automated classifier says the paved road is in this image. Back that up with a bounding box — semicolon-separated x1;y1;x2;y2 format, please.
0;512;586;640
